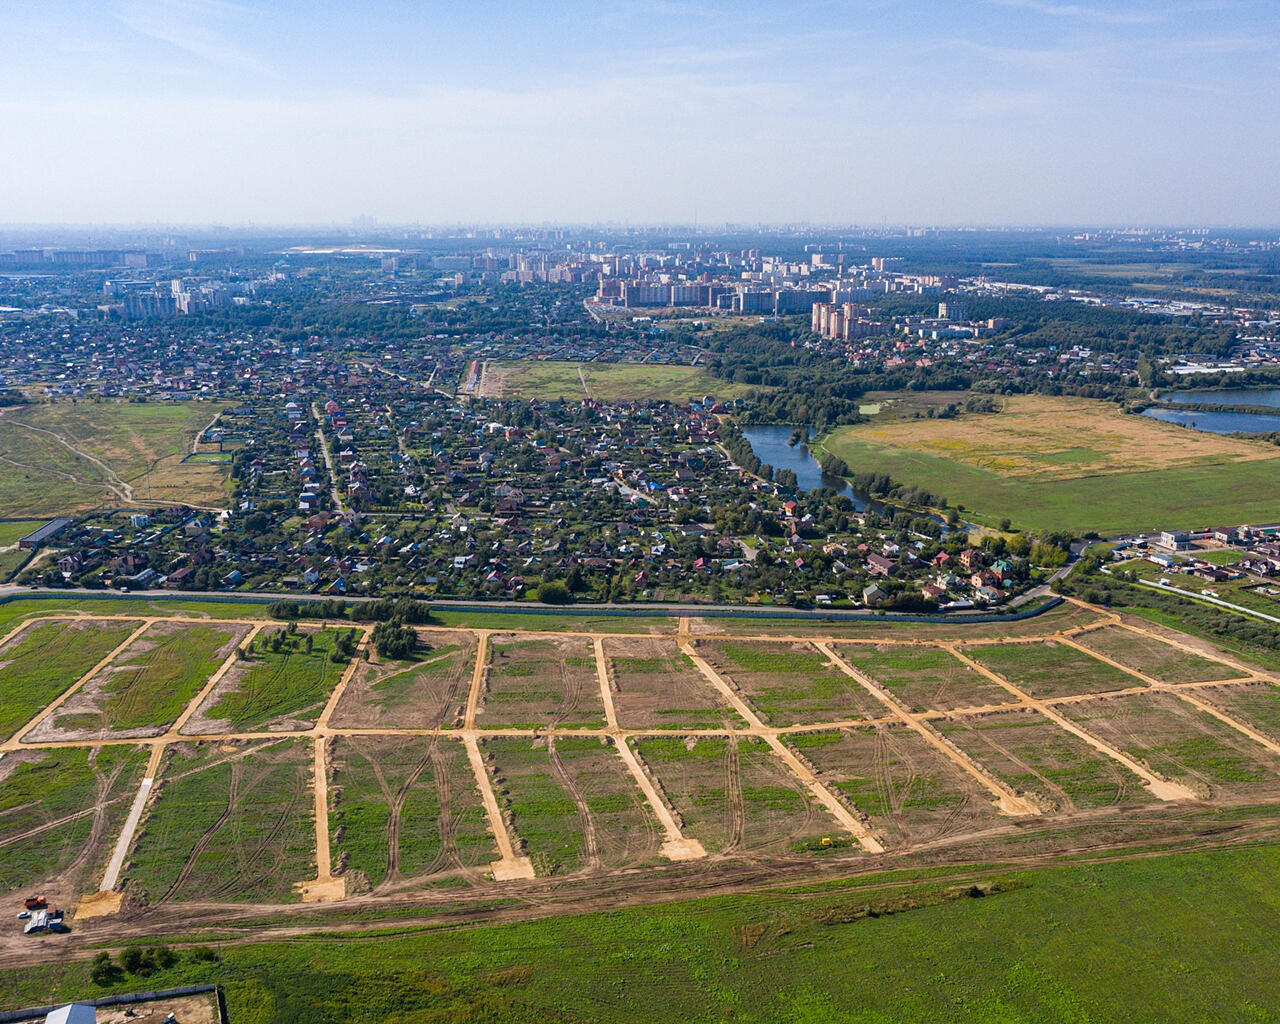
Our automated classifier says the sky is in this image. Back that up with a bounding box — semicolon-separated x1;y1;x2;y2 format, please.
1;0;1278;226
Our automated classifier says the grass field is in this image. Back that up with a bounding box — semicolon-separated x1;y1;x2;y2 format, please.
127;739;315;903
189;628;349;732
490;360;755;402
12;842;1280;1021
0;619;140;741
330;634;475;730
1074;625;1247;684
821;393;1280;533
0;745;147;896
0;519;43;547
49;622;243;736
696;640;887;725
482;736;586;876
606;638;746;730
0;400;230;515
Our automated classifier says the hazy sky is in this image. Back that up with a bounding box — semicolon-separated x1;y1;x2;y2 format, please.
2;0;1277;225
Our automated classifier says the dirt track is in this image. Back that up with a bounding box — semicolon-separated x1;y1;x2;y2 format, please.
2;598;1279;952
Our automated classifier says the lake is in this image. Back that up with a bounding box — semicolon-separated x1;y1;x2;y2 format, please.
740;426;858;500
1142;408;1280;434
1163;387;1280;409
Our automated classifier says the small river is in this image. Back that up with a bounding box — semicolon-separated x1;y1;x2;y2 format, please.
1162;387;1280;409
1142;407;1280;434
740;426;862;502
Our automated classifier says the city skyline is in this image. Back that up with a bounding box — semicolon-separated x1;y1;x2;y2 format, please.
2;0;1278;225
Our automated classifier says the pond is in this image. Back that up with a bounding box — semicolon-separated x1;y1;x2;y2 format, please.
1162;387;1280;409
1142;407;1280;434
740;426;859;502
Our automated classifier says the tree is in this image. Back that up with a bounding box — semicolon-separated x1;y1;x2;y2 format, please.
89;951;115;986
120;946;144;974
536;580;571;604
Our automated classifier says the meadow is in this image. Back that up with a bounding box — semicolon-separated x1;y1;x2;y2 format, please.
15;842;1280;1022
821;393;1280;533
0;399;230;515
492;360;755;402
0;619;140;741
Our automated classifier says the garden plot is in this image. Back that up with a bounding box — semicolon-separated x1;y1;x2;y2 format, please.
479;736;588;876
695;640;887;726
329;632;475;730
937;709;1156;813
964;640;1140;700
1072;626;1247;685
33;622;246;741
125;739;315;904
1060;692;1280;801
786;726;1005;848
0;745;147;900
606;638;745;731
183;626;352;734
632;736;835;856
480;635;607;729
0;619;140;742
835;644;1012;713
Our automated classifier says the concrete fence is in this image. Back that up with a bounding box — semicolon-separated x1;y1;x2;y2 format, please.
0;984;225;1023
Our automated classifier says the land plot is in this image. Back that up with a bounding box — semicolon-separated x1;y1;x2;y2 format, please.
632;736;835;856
1194;682;1280;747
184;626;353;734
1061;692;1280;801
787;725;1004;847
0;745;147;899
0;619;140;741
125;739;315;904
329;632;475;730
480;737;586;876
836;643;1012;712
329;735;449;892
964;640;1139;699
493;360;755;403
937;709;1156;813
481;635;606;729
607;638;745;731
545;735;664;869
1113;612;1279;676
1072;626;1246;684
37;621;246;740
696;640;886;725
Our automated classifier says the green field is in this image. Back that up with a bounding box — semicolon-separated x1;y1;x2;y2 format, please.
493;360;755;402
0;619;139;741
196;628;350;731
0;400;230;516
15;842;1280;1021
54;623;241;734
0;745;147;895
0;519;43;547
126;739;315;903
822;394;1280;533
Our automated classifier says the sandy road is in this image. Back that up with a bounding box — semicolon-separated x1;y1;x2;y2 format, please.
4;598;1279;924
680;640;886;854
944;643;1198;802
816;642;1038;817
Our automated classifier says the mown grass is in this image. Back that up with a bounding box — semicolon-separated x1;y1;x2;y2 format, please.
202;629;348;730
13;841;1280;1021
0;619;139;741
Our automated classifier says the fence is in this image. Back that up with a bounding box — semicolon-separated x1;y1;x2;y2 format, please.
0;984;226;1023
